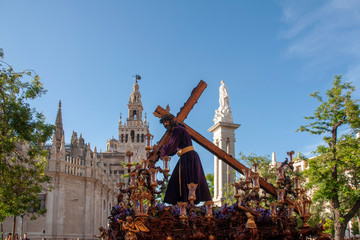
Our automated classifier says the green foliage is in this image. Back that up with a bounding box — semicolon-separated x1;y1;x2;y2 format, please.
307;199;332;228
206;173;214;197
352;217;359;235
324;218;335;236
223;183;235;205
298;75;360;239
0;48;3;59
0;58;54;222
238;152;277;184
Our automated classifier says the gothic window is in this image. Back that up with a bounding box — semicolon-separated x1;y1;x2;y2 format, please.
137;134;140;143
29;194;46;213
131;130;135;142
121;134;124;143
141;134;144;143
125;134;128;143
133;110;137;120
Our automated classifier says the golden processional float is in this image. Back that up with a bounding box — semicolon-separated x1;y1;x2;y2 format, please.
106;81;330;240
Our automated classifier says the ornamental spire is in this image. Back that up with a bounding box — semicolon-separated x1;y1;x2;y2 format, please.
54;100;64;150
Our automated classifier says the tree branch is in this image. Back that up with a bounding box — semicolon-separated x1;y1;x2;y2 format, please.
344;198;360;223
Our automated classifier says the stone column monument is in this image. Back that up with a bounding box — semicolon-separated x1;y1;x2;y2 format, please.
208;80;240;206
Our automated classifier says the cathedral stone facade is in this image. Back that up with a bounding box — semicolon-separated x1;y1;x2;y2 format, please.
2;80;149;240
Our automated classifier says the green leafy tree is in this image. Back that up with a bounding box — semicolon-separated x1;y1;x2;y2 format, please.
206;173;214;197
298;75;360;240
0;55;54;236
352;217;359;235
239;152;277;184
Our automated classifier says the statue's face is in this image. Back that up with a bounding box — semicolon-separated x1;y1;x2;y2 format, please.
163;120;172;131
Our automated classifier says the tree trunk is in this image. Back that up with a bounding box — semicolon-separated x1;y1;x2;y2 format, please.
334;218;347;240
1;222;4;240
12;216;16;240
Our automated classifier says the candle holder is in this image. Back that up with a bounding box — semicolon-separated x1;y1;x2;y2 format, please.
233;182;241;201
253;163;259;173
245;168;252;186
270;202;277;220
277;189;285;204
177;202;188;223
204;200;213;220
141;159;147;169
131;180;152;219
149;168;158;189
126;151;134;168
288;205;295;220
129;172;138;189
145;130;153;153
187;183;198;204
162;156;170;176
252;172;260;192
277;167;284;185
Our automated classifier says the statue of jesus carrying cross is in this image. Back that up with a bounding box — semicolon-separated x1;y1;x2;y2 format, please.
159;114;212;205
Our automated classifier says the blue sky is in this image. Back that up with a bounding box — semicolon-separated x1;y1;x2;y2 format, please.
1;0;360;174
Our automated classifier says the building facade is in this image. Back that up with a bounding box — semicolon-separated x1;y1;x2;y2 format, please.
2;80;149;240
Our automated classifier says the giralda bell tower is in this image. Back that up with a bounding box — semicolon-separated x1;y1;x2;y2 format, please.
117;75;149;163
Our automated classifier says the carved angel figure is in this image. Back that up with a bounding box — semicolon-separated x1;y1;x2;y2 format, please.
245;211;257;229
118;216;149;240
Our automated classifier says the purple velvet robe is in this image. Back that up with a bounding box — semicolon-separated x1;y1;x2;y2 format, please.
161;125;212;205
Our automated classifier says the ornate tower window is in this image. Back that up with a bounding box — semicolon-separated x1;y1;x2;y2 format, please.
131;130;135;142
137;134;140;143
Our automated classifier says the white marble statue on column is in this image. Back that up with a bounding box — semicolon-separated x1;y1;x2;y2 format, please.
214;80;233;123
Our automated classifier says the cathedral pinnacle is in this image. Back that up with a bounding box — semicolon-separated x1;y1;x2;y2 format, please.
54;100;65;151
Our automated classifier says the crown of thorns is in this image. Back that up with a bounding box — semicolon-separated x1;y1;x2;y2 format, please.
159;114;175;124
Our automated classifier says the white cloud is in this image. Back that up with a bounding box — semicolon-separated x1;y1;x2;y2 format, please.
281;0;360;55
279;0;360;78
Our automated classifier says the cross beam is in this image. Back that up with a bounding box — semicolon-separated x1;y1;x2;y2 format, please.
148;80;207;161
151;80;294;206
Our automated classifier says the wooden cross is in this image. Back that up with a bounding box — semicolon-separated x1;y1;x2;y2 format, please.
151;80;294;206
